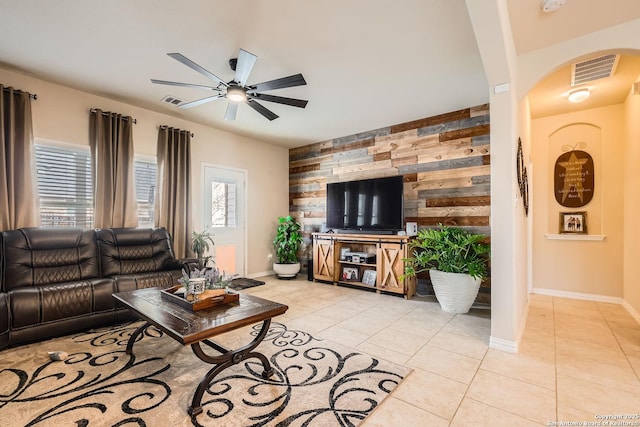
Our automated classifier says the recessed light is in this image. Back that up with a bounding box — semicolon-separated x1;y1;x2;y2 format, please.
568;88;590;103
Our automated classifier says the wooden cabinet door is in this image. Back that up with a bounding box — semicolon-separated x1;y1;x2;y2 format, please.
313;237;334;281
377;243;406;295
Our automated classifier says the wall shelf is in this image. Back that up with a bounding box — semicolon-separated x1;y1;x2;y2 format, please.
545;234;606;241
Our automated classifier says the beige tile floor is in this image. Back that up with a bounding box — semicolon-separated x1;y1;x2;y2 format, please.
244;276;640;426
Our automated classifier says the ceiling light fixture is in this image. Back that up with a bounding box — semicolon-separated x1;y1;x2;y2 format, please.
568;88;590;103
541;0;566;12
226;85;247;102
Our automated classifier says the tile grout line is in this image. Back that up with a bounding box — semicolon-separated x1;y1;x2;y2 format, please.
595;301;640;383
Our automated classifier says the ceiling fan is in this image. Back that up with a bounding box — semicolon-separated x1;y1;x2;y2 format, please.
151;49;308;121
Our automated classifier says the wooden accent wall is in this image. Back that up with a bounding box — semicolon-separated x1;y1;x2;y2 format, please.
289;104;491;304
289;104;490;236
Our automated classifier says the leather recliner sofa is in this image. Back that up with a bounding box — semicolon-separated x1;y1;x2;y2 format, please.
0;227;194;350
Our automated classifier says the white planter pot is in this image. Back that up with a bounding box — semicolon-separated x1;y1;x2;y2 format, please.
273;262;300;279
429;270;481;314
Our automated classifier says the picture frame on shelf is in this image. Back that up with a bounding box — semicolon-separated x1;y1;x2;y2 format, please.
341;266;359;281
340;247;350;261
559;211;587;234
361;269;377;286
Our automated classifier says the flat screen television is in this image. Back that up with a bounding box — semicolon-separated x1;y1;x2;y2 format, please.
326;176;404;234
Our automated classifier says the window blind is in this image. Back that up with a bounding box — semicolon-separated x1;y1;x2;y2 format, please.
35;144;93;228
134;158;157;228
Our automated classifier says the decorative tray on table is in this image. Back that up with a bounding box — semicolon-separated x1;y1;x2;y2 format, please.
160;286;239;312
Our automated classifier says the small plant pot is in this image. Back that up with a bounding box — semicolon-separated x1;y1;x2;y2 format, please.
429;270;481;314
273;262;300;279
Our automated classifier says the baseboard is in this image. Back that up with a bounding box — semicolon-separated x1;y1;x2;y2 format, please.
489;336;518;353
531;287;623;304
622;300;640;324
247;271;274;279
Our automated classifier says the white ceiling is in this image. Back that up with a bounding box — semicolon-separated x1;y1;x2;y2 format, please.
1;1;639;148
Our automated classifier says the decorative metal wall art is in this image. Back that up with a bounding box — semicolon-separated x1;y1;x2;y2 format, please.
516;138;529;216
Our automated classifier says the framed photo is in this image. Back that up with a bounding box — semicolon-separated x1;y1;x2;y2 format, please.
361;269;377;286
341;266;359;282
340;247;350;261
559;211;587;234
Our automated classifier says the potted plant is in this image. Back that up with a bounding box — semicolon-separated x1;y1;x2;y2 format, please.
191;229;215;268
404;225;490;314
272;215;303;279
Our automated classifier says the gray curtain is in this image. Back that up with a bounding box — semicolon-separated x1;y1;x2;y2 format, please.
89;109;138;228
156;126;192;258
0;85;39;231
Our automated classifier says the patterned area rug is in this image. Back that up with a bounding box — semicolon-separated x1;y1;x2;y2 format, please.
0;321;411;426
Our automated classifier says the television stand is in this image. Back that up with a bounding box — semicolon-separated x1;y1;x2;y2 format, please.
311;232;415;298
332;229;397;236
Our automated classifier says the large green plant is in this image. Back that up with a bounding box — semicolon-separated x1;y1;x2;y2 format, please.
273;215;303;264
404;225;490;280
191;230;215;267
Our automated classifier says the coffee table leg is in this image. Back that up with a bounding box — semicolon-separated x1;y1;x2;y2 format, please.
126;321;151;355
188;319;273;417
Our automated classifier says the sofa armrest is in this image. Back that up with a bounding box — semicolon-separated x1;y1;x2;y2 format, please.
0;293;9;350
164;258;199;272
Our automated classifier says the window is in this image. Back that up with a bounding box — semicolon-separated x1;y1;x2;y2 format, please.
211;180;237;227
134;157;157;228
35;142;156;229
35;142;93;228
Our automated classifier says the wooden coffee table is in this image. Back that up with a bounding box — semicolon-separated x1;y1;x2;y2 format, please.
112;287;288;417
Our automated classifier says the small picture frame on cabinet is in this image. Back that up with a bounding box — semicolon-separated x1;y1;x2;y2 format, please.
361;269;377;286
341;266;359;281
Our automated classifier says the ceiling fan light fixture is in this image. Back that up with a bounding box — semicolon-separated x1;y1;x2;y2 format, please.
227;85;247;102
568;88;590;103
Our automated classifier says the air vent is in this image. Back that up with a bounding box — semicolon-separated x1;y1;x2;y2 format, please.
161;95;185;106
571;54;619;86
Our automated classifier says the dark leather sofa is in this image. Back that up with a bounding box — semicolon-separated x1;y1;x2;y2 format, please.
0;227;193;350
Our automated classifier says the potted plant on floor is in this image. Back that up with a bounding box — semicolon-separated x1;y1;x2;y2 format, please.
272;215;303;279
191;229;215;268
403;225;490;314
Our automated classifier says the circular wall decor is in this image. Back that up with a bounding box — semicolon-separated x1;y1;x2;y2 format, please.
516;138;528;216
521;167;529;216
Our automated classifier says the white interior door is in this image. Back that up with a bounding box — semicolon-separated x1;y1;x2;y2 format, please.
202;164;246;278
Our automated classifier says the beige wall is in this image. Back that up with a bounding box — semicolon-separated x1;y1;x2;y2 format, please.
624;90;640;315
0;66;289;277
466;0;528;351
531;104;625;298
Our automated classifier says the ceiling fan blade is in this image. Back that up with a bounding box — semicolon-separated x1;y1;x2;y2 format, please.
247;99;279;121
249;93;308;108
234;49;257;86
178;95;224;108
151;79;221;91
250;73;307;92
225;103;238;121
167;53;228;87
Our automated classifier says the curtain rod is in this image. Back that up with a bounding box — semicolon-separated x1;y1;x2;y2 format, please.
159;125;194;138
2;87;37;100
89;108;137;124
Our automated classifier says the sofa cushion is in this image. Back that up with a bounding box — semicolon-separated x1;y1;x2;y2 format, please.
96;228;177;277
114;271;180;294
2;228;99;292
9;279;114;329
